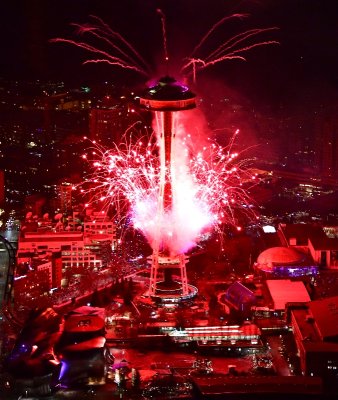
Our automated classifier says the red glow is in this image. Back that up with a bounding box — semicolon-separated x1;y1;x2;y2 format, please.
81;110;256;255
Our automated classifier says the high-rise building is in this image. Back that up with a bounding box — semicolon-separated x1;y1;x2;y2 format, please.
59;182;73;214
89;91;150;146
0;79;90;207
315;109;338;181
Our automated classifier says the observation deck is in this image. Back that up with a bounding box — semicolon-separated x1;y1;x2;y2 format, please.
139;76;196;111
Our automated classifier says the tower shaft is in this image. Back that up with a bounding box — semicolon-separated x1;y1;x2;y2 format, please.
139;76;196;300
162;110;173;213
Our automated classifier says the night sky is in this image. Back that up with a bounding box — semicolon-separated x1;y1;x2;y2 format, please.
1;0;338;106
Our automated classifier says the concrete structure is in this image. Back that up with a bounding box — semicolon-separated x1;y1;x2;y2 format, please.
16;211;116;289
56;306;108;387
278;223;324;247
140;76;197;301
83;211;117;249
14;258;53;302
308;235;338;269
59;182;73;214
290;296;338;381
255;246;318;277
89;91;142;146
194;375;323;397
223;281;257;317
265;279;311;316
278;223;338;269
17;231;102;269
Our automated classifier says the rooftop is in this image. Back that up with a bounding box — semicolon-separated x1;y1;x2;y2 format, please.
139;76;196;111
279;223;326;246
141;76;195;101
266;279;311;310
308;296;338;341
257;246;307;266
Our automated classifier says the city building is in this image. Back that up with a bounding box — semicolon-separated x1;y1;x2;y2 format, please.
17;231;103;269
254;246;318;277
59;182;73;215
169;323;262;351
16;211;116;290
89;89;148;146
279;223;338;269
265;279;311;318
290;295;338;382
315;108;338;182
14;258;53;303
223;281;257;317
193;375;323;397
0;170;4;206
0;79;89;207
278;223;325;247
56;306;109;388
83;210;116;237
308;235;338;269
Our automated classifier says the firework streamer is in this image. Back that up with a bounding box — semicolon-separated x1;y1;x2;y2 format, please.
53;12;273;254
156;9;169;67
51;15;152;77
180;14;278;80
189;13;249;57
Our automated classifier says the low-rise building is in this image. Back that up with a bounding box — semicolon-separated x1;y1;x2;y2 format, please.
254;246;318;278
265;279;311;317
169;323;262;351
290;295;338;382
278;223;338;269
16;211;116;289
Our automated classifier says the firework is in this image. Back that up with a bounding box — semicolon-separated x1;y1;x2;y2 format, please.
51;12;278;81
181;16;279;82
55;11;266;255
81;118;256;256
156;9;169;64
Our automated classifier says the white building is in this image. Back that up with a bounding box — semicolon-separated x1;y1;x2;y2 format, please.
84;211;117;250
17;212;117;286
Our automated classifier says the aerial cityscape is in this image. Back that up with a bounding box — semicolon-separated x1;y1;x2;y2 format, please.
1;1;338;399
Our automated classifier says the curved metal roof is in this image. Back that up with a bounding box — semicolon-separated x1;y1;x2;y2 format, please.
141;76;196;101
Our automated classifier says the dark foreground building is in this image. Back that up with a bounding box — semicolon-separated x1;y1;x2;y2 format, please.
56;306;112;387
290;295;338;384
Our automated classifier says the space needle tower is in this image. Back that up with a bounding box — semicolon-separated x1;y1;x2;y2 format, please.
140;76;198;302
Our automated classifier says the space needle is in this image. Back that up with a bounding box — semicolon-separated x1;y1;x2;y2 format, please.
140;76;198;303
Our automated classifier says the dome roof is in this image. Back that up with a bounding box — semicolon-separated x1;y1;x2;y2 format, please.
141;76;195;101
257;246;305;266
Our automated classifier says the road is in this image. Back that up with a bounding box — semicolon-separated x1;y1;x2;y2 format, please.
266;335;292;376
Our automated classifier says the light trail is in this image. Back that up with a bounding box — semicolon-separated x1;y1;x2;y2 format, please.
51;12;278;81
181;26;279;80
50;15;151;77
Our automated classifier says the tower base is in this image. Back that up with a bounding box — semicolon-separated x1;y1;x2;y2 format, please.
147;254;198;304
150;282;198;304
